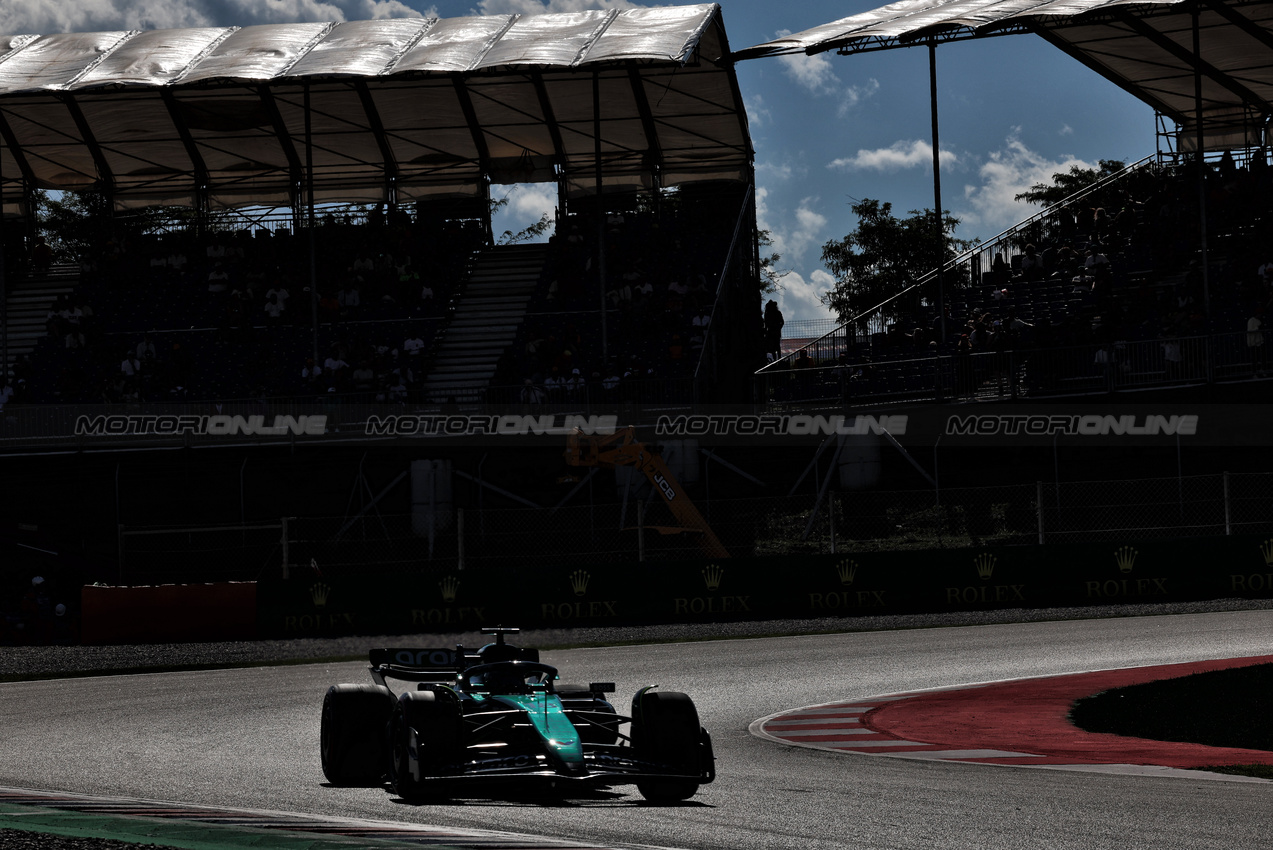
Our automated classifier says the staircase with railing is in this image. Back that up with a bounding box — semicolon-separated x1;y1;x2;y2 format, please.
3;262;80;381
421;243;549;403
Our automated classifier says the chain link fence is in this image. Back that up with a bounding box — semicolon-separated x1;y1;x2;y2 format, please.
115;472;1273;582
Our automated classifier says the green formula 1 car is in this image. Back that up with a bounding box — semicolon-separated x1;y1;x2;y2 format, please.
320;627;715;802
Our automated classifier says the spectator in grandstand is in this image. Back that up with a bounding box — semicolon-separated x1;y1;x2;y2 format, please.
989;252;1009;287
337;280;362;318
1004;310;1034;345
667;334;685;366
1084;244;1110;272
520;377;547;406
0;379;13;415
1019;243;1045;282
930;303;954;342
1248;308;1266;375
266;281;290;312
403;333;425;357
351;360;375;393
166;247;188;278
763;300;784;360
352;252;375;276
30;235;53;275
207;261;230;293
264;296;286;324
301;358;323;390
323;348;349;377
386;371;408;403
136;335;157;365
1161;335;1182;381
120;351;141;381
1258;258;1273;287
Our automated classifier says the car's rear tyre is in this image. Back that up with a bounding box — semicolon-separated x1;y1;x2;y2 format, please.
631;690;703;802
391;689;463;798
320;684;394;786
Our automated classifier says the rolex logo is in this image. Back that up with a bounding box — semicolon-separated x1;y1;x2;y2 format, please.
439;575;459;604
702;563;724;591
570;569;590;597
974;553;996;581
1114;546;1138;574
1262;539;1273;566
836;558;858;586
310;582;330;607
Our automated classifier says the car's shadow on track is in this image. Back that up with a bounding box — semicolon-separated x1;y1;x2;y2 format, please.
384;786;713;809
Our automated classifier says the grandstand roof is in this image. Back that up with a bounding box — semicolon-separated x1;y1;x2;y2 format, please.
738;0;1273;151
0;4;751;213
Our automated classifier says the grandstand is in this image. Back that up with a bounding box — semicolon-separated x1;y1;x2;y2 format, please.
0;6;761;413
1;2;1272;624
751;0;1273;408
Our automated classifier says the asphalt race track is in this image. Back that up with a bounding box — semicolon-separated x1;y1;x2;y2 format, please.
1;610;1270;850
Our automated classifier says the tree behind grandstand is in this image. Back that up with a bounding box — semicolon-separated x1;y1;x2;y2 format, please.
819;199;973;327
1013;158;1128;208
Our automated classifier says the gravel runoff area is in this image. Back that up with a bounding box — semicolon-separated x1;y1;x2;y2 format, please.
4;598;1273;681
2;598;1272;850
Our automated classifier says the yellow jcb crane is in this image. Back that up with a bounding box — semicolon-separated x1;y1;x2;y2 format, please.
564;426;730;559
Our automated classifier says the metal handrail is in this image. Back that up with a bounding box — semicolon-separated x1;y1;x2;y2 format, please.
756;155;1157;374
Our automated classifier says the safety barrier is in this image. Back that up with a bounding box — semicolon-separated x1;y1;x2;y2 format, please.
80;582;257;645
254;533;1273;638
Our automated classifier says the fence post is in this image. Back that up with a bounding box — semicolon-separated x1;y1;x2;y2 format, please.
1036;481;1045;545
1223;471;1231;536
637;500;645;562
457;507;466;570
281;517;290;579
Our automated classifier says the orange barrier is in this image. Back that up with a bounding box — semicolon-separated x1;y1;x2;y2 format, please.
81;582;257;645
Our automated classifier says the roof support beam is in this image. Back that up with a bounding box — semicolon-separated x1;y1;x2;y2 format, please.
258;85;304;211
160;90;209;212
354;80;397;206
451;73;490;175
0;109;38;189
1201;0;1273;54
59;93;114;198
531;71;567;168
626;64;662;174
1116;11;1273;115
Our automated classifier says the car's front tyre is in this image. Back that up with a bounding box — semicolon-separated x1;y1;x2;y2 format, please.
631;690;705;802
320;683;395;786
390;689;463;799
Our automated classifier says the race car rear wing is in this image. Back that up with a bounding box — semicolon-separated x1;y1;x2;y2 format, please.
367;644;542;685
368;648;471;686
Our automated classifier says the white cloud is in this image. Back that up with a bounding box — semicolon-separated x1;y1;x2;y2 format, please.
1059;124;1074;136
745;93;770;129
756;187;826;267
775;269;836;323
473;0;638;13
828;139;959;172
0;0;425;32
959;135;1096;234
837;78;880;117
492;183;556;242
772;29;839;96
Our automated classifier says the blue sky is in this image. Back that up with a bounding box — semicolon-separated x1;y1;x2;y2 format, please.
2;0;1161;327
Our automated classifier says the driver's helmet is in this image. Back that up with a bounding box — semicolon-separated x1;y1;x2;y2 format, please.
473;666;525;692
